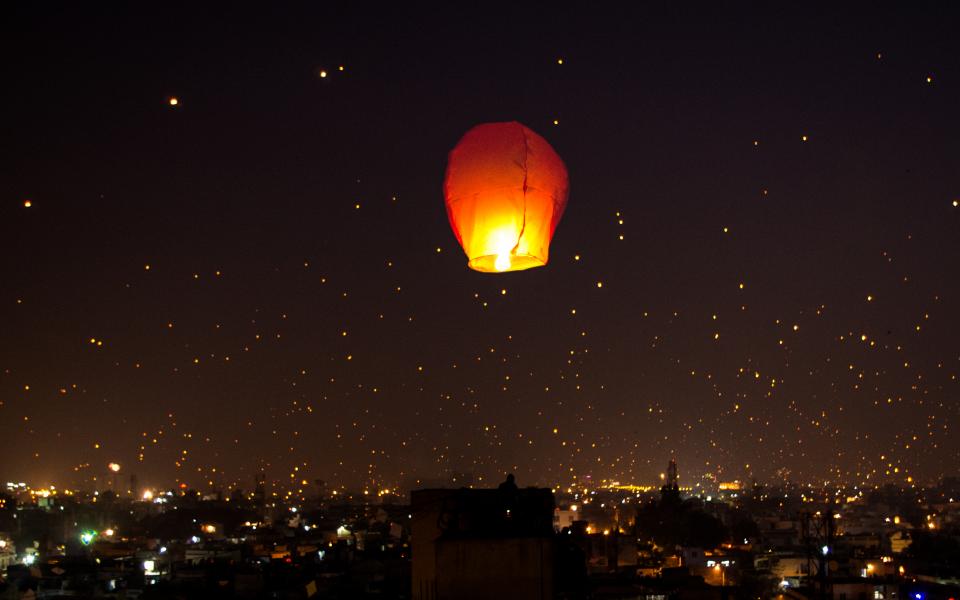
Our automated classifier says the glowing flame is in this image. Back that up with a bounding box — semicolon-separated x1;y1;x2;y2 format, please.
490;228;517;272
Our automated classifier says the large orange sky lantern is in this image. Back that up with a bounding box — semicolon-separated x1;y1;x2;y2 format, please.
444;121;569;273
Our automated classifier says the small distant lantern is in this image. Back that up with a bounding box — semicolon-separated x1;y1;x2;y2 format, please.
444;121;569;272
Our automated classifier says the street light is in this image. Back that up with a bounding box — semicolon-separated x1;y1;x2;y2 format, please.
714;564;726;587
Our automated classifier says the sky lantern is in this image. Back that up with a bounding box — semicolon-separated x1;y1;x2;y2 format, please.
444;121;568;272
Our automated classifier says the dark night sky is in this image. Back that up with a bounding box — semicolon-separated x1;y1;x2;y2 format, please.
2;3;959;494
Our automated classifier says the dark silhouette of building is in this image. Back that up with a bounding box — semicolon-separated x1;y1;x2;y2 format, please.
253;472;266;514
411;482;556;600
661;458;681;506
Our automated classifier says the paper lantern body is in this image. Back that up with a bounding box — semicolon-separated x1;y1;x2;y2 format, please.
444;121;569;272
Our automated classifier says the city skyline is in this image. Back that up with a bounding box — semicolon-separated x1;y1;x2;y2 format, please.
2;4;959;493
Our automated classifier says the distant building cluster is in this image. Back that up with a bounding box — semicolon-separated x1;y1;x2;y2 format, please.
1;465;959;598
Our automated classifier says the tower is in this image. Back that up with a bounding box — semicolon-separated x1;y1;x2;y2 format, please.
254;472;266;512
666;459;678;490
660;458;680;506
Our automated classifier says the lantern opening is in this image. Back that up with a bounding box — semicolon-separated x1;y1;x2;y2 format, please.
470;252;545;273
466;224;545;273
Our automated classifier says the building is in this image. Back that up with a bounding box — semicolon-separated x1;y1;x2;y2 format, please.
411;486;556;600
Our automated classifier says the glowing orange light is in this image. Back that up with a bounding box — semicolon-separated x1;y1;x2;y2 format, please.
444;122;569;272
108;462;121;473
23;200;32;208
168;97;179;106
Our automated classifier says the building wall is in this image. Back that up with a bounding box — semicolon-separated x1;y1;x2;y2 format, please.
555;509;577;531
411;489;450;600
769;556;814;579
411;487;557;600
436;537;553;600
